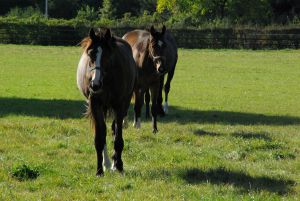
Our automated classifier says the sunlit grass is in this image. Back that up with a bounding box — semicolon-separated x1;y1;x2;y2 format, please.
0;44;299;200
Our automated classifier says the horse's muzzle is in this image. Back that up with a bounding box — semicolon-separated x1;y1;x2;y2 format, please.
158;66;165;74
89;81;103;95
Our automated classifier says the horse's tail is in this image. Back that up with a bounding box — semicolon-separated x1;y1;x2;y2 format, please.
84;99;96;128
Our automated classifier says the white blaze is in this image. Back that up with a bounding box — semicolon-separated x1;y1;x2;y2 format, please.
92;46;103;85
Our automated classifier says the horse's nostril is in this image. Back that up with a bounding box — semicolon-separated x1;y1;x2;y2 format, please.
90;81;102;91
158;67;164;73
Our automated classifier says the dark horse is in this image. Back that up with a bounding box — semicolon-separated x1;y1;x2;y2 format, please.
122;25;177;133
144;26;178;118
77;28;137;175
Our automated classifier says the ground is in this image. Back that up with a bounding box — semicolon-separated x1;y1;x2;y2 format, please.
0;45;299;200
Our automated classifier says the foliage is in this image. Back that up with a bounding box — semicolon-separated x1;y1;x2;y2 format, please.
99;0;115;19
1;0;300;26
6;6;43;18
1;0;300;27
76;5;99;22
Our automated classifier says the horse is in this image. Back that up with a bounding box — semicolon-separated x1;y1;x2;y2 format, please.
144;26;178;118
122;25;175;133
77;28;137;176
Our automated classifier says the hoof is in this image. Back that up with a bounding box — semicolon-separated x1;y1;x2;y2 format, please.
152;128;158;134
111;161;124;173
96;170;104;177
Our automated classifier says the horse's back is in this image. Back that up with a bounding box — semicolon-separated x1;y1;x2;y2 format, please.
122;30;149;48
122;30;150;69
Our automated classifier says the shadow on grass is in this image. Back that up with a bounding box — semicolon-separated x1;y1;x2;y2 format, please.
193;130;273;141
193;129;220;137
231;131;273;141
160;105;300;125
0;97;85;119
179;167;295;195
1;97;300;126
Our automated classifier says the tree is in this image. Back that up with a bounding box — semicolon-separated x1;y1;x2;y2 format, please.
47;0;81;19
76;5;99;21
99;0;115;19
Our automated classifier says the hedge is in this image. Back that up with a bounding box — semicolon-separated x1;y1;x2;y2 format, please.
1;19;300;49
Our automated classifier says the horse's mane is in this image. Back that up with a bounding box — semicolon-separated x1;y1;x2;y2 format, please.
80;37;92;51
80;28;115;52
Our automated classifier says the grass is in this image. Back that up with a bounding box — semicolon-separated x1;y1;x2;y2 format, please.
0;44;299;200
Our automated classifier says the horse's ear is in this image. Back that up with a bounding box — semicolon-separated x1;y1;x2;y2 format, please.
89;28;96;41
105;28;112;40
150;25;156;35
162;25;166;35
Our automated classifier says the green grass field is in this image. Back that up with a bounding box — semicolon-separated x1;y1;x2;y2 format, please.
0;44;299;200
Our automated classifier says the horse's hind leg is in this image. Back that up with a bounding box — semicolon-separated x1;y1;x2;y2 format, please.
157;75;165;116
150;84;159;133
112;112;124;172
164;63;176;114
145;89;150;119
133;89;143;128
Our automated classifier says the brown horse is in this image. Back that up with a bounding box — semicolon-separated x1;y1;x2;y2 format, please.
144;26;178;118
122;25;175;133
77;28;137;176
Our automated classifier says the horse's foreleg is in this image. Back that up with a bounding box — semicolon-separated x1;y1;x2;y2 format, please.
145;89;150;119
164;65;176;114
133;89;143;128
91;99;107;176
112;113;124;172
150;84;159;133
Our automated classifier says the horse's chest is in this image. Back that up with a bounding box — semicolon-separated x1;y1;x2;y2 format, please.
138;73;159;89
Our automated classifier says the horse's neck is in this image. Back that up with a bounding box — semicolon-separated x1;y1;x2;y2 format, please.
140;43;154;71
77;53;89;98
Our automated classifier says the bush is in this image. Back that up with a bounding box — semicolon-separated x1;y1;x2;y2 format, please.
7;6;43;19
11;164;40;181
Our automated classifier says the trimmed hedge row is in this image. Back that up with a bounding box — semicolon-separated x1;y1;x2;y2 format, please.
1;22;300;49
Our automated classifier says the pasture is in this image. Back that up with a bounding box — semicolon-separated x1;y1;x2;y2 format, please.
0;44;299;200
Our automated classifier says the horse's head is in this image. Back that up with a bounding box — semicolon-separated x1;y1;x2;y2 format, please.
85;28;113;94
148;25;168;75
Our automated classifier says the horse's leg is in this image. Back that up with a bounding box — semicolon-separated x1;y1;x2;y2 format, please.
145;88;150;119
164;62;176;114
111;120;115;135
112;111;124;172
102;141;111;172
133;89;143;128
150;84;159;133
157;75;165;117
90;99;107;176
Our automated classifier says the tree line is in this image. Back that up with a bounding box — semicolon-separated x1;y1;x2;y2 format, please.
0;0;300;27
